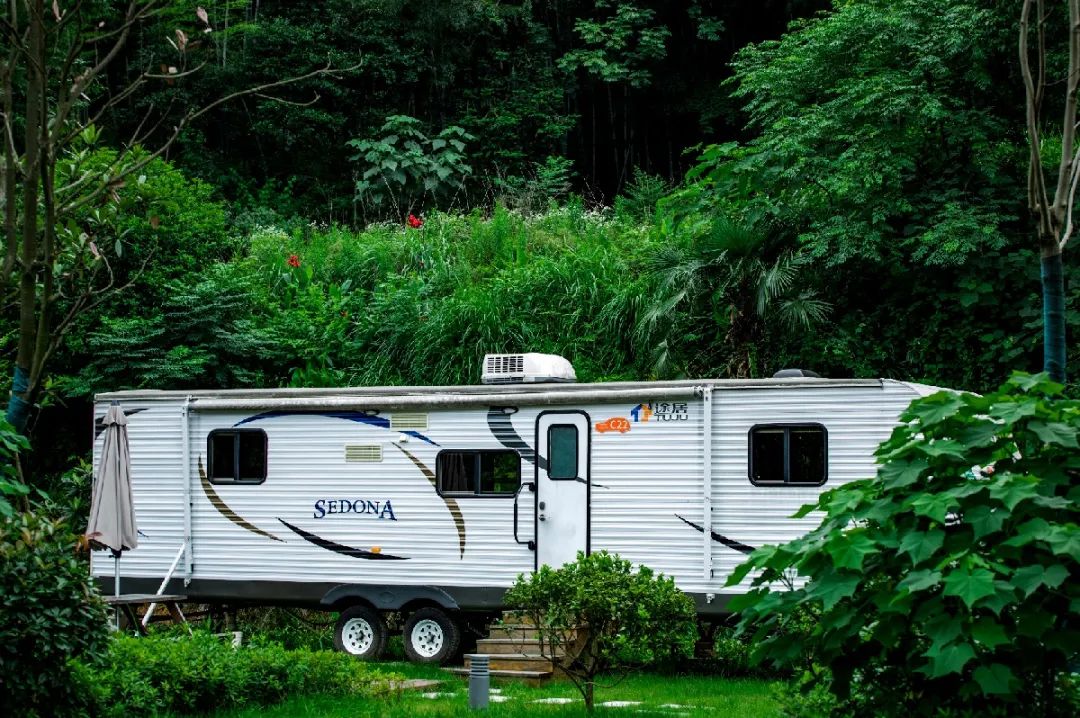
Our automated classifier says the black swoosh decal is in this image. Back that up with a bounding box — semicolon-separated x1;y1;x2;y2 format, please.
394;443;466;559
676;514;756;555
278;519;408;560
487;407;547;470
199;458;284;542
95;408;147;439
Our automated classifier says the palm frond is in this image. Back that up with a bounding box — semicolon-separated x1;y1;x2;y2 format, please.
777;290;832;330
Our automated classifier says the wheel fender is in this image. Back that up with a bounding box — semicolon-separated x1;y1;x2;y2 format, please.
320;584;460;611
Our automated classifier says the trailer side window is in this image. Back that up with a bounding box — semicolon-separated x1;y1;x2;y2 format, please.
437;450;520;497
208;429;268;484
749;424;827;486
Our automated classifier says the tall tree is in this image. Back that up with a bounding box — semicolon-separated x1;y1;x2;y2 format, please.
1020;0;1075;383
1;0;350;437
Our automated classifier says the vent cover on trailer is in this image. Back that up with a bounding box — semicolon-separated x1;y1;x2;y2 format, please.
481;353;577;384
391;412;428;429
344;445;383;462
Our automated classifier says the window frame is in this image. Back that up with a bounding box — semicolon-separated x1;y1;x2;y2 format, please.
435;449;521;498
546;424;580;480
747;423;828;487
207;429;268;485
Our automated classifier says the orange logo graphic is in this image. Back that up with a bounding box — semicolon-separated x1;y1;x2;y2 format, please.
596;417;631;434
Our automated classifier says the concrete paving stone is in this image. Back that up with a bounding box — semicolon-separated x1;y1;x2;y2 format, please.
533;697;577;704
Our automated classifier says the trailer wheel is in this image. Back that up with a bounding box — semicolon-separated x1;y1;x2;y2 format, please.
403;607;461;665
334;605;388;660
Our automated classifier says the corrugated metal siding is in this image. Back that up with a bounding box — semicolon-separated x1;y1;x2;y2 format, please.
90;402;186;580
187;410;537;587
711;382;920;589
589;400;706;591
93;381;923;603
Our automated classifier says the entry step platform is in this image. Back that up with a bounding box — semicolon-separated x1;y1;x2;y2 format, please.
444;667;554;685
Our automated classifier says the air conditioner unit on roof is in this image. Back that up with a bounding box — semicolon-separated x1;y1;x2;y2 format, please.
482;353;577;384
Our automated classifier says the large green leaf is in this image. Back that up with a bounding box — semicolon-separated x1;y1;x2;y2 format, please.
965;505;1005;540
1028;420;1078;448
988;476;1042;511
805;573;861;611
827;530;878;570
942;566;997;609
1045;526;1080;561
897;569;941;593
879;457;929;489
1011;564;1068;598
970;618;1009;648
922;641;975;678
908;392;964;425
972;664;1018;695
1001;518;1052;548
908;493;951;523
898;529;945;565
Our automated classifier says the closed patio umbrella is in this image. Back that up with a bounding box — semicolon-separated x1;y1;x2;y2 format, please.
86;403;138;626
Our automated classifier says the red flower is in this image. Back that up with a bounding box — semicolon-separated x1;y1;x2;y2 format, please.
287;254;301;268
407;214;424;229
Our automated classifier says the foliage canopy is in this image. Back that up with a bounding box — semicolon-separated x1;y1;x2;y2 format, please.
729;373;1080;716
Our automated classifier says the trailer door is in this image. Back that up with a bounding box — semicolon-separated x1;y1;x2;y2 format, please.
534;410;590;569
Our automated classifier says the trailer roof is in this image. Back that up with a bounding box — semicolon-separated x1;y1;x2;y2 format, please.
95;377;915;407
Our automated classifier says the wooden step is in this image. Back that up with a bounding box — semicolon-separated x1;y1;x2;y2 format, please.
444;667;553;686
466;653;556;673
475;638;564;656
486;625;542;641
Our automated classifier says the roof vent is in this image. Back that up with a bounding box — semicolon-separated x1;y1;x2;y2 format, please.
772;368;822;378
482;353;577;384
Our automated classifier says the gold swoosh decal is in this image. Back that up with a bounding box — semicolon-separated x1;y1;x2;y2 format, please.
394;443;465;559
199;457;284;542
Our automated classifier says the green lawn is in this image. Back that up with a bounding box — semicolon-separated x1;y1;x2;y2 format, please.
207;662;781;718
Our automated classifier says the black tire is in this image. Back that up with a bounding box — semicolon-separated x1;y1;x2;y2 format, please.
333;605;388;660
402;607;462;665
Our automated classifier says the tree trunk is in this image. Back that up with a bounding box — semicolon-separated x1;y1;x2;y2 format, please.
8;0;46;434
1041;250;1067;382
584;680;594;712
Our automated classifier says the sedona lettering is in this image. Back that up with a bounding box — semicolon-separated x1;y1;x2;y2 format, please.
313;498;397;521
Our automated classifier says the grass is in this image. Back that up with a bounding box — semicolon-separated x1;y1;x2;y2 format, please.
206;661;782;717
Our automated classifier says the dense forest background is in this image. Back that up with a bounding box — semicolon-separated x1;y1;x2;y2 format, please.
2;0;1076;485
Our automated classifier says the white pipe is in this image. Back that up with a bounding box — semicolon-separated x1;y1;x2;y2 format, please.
702;386;713;581
191;387;702;413
181;396;193;585
142;543;187;628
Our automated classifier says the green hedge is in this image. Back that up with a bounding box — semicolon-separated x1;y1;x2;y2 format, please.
0;511;109;718
74;633;400;717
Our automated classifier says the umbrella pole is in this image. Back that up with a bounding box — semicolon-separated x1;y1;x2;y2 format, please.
114;551;121;631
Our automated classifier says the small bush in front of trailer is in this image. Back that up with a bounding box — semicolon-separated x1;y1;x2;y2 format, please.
78;632;401;717
505;550;698;711
726;373;1080;718
0;509;110;718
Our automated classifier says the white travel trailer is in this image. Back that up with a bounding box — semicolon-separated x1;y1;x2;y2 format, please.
92;353;938;663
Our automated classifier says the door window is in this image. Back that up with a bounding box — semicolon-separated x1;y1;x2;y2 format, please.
547;424;579;480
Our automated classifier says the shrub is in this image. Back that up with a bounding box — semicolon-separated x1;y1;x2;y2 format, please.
729;372;1080;717
0;511;110;718
505;550;697;711
83;632;398;717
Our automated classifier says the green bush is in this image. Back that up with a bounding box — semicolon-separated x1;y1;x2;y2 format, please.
81;632;398;717
729;373;1080;717
506;550;697;711
0;511;110;718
